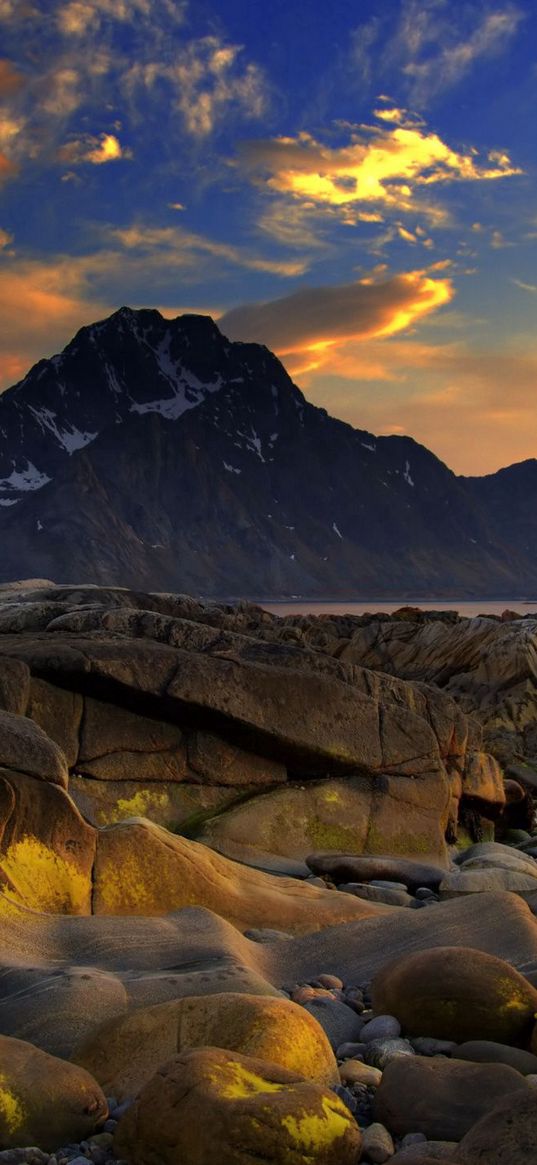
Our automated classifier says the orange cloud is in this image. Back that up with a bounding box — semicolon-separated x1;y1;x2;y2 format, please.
58;132;131;165
0;59;24;97
238;122;522;226
0;151;17;183
112;222;308;277
219;270;453;366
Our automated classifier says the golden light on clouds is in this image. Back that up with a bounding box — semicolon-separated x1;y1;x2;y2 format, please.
220;269;453;363
58;132;129;165
239;120;523;225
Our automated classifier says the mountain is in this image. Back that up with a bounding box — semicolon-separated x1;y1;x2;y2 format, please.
0;306;536;598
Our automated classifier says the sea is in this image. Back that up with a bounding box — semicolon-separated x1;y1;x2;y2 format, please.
260;600;537;618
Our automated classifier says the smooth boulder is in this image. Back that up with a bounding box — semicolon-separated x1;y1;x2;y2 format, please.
113;1046;362;1165
456;1088;537;1163
74;992;338;1100
374;1054;528;1140
371;946;537;1045
0;1033;107;1150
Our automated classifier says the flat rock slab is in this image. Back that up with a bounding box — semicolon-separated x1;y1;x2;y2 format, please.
306;854;449;890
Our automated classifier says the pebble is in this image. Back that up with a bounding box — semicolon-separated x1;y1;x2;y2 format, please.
361;1121;395;1163
415;887;437;900
400;1133;428;1147
315;974;344;990
361;1015;402;1043
302;996;366;1049
369;881;408;892
363;1037;415;1070
291;985;335;1004
410;1037;457;1057
339;1060;382;1087
337;1040;367;1060
331;1083;358;1115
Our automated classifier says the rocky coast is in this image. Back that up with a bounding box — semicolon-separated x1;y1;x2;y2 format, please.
1;584;537;1162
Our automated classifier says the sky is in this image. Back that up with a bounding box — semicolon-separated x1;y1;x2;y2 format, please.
0;0;536;475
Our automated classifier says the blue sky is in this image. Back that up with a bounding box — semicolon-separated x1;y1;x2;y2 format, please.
0;0;536;473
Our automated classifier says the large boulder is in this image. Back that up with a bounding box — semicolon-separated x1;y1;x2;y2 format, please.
374;1054;528;1140
306;854;447;892
113;1046;362;1165
456;1088;537;1163
0;1033;107;1150
69;773;252;830
77;696;189;781
74;992;338;1100
91;818;381;931
0;709;68;787
371;946;537;1046
0;769;96;913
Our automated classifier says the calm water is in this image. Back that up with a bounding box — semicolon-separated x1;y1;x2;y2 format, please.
261;600;537;618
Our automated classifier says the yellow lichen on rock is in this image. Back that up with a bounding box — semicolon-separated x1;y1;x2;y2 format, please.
282;1094;356;1152
0;1073;25;1136
0;836;91;914
212;1060;286;1100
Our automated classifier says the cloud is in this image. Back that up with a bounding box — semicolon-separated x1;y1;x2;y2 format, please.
238;120;521;233
111;222;308;277
219;269;453;366
124;35;267;138
512;278;537;293
0;59;24;97
373;1;525;105
58;131;131;164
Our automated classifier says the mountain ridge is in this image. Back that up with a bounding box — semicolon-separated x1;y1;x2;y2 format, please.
0;306;535;598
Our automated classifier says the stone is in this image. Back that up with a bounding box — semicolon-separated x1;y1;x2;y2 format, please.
74;992;338;1101
188;731;286;786
0;1033;107;1151
456;1040;537;1075
306;855;447;892
440;868;537;897
390;1147;457;1164
455;1088;537;1163
69;773;251;831
0;710;68;787
27;680;82;768
113;1046;363;1165
410;1038;457;1057
0;965;127;1059
78;697;188;782
0;659;30;716
361;1016;402;1043
361;1123;394;1163
0;769;96;914
371;945;537;1045
91;818;379;930
343;884;413;907
364;1039;415;1070
302;998;367;1051
339;1061;382;1087
374;1054;529;1140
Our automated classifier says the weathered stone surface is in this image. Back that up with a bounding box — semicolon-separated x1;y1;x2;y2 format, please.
306;854;447;891
75;992;338;1100
456;1040;537;1075
91;819;380;931
0;710;68;788
461;751;505;809
371;946;537;1046
439;868;537;896
0;966;127;1059
69;773;251;830
374;1054;528;1140
0;769;96;913
0;1033;107;1151
27;679;82;768
0;658;30;716
78;696;188;781
113;1046;362;1165
188;731;287;786
456;1087;537;1163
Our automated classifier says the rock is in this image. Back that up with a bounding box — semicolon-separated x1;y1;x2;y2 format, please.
113;1046;363;1165
91;818;378;930
374;1054;529;1140
69;772;251;831
27;680;82;768
74;991;338;1100
302;998;366;1051
361;1016;402;1043
364;1039;415;1070
371;946;537;1045
306;855;447;892
456;1040;537;1075
342;884;413;907
316;974;344;990
410;1038;457;1057
0;710;68;787
0;769;96;914
390;1146;457;1164
339;1061;382;1087
78;697;188;782
455;1088;537;1163
0;965;127;1058
188;730;286;786
361;1123;394;1163
439;868;537;895
0;1033;107;1150
0;658;30;716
